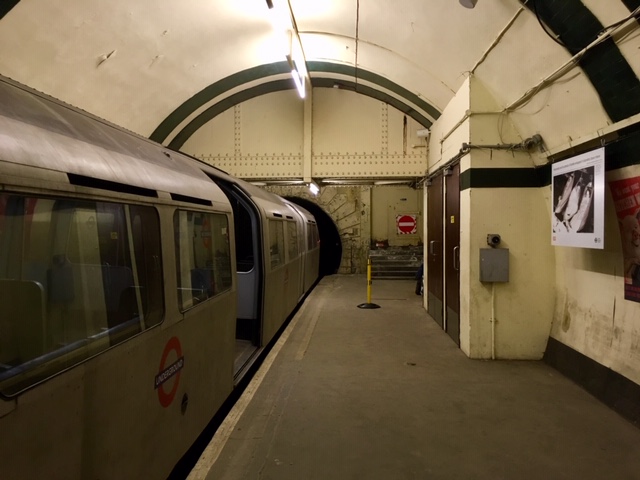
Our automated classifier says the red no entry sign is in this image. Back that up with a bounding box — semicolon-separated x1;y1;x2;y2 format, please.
397;215;417;234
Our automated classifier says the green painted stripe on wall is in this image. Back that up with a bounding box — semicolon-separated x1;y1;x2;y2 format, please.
459;127;640;190
311;78;433;128
167;79;292;150
604;127;640;172
545;337;640;426
151;61;440;145
150;62;291;143
460;167;549;190
168;77;435;150
621;0;640;14
308;61;441;120
522;0;640;122
0;0;20;20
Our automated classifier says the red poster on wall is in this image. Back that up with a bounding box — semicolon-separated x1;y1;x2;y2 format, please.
609;176;640;303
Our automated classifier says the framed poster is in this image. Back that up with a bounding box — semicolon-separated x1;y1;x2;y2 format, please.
551;147;605;249
608;175;640;303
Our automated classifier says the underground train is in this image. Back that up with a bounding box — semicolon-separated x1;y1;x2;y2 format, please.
0;74;320;479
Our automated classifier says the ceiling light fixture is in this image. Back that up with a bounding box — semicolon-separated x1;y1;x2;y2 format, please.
308;181;320;195
459;0;478;8
266;0;308;99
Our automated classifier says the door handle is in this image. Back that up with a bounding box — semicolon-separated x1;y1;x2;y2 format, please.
429;240;436;256
453;246;460;271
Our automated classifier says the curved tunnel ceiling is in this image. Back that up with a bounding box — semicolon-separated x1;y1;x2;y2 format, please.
151;61;442;149
0;0;638;154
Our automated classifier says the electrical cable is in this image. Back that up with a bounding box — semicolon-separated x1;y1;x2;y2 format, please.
354;0;360;90
530;1;640;53
506;7;640;114
596;6;640;37
531;0;568;48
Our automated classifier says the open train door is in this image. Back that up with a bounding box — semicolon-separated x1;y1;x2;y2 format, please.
209;180;265;380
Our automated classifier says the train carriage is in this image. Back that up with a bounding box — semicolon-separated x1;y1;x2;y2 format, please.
0;74;318;479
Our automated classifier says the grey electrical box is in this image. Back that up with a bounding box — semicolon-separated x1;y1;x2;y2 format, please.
480;248;509;282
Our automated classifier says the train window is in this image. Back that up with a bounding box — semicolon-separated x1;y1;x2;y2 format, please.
269;219;284;269
307;223;319;250
0;193;163;396
174;210;232;311
230;197;254;273
287;221;298;260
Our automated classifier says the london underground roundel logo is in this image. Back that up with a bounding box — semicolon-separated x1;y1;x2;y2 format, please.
155;336;184;408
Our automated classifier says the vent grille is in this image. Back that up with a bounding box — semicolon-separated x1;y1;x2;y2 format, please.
68;173;157;198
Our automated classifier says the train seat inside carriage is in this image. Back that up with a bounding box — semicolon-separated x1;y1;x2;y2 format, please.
47;259;141;329
0;279;46;370
190;267;215;302
0;261;146;392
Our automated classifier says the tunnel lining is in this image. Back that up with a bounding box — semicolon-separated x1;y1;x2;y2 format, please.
285;196;342;276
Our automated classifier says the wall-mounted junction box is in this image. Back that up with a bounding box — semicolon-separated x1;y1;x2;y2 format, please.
479;248;509;283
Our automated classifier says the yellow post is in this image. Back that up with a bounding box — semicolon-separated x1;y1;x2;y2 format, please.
367;257;372;304
358;256;380;309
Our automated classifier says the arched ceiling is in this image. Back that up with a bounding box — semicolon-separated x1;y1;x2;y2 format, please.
0;0;638;152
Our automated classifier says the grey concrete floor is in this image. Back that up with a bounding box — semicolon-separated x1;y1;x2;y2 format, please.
193;275;640;480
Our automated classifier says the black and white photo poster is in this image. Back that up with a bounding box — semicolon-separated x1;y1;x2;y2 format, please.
551;147;605;249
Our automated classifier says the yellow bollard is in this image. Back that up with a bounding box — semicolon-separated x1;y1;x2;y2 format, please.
358;257;381;309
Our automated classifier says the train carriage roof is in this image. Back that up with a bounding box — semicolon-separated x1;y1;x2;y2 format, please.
0;75;230;211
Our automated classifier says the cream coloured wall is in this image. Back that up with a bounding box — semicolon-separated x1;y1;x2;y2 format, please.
471;7;611;157
551;164;640;385
182;90;304;179
182;87;427;181
181;86;429;273
428;75;555;359
371;186;423;246
461;4;640;378
462;186;555;359
429;42;640;383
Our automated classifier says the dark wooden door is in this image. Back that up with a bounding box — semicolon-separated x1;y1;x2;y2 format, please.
445;164;460;345
426;175;443;327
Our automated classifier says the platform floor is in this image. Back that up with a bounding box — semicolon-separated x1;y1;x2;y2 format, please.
189;275;640;480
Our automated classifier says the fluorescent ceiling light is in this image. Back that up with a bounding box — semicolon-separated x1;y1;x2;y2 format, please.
266;0;308;99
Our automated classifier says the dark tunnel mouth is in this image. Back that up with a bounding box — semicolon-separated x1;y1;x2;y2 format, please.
285;196;342;276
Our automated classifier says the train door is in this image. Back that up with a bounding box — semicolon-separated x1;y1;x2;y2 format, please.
426;174;444;328
445;164;460;345
426;164;460;346
214;182;264;378
287;205;306;302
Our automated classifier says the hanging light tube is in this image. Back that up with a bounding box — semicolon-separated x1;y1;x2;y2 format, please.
266;0;308;99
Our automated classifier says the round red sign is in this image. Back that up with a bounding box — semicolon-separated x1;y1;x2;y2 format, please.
155;336;184;408
397;215;417;234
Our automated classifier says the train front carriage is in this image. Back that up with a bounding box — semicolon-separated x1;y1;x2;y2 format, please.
0;75;237;479
0;73;321;479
